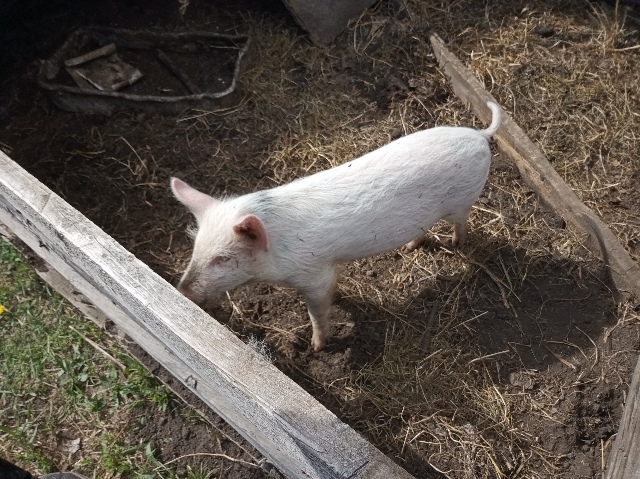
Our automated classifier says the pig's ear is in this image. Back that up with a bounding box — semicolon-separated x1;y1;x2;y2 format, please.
171;177;218;222
233;215;268;252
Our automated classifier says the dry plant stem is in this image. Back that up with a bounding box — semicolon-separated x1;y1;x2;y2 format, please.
465;257;515;316
69;325;126;375
157;452;260;469
420;299;439;355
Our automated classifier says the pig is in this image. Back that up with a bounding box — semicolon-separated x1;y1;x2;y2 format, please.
171;101;501;352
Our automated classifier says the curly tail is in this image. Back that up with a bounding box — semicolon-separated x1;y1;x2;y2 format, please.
480;102;501;139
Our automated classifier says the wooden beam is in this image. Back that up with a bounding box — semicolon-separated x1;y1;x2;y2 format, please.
64;43;117;67
0;150;415;479
605;354;640;479
428;31;640;479
428;32;640;302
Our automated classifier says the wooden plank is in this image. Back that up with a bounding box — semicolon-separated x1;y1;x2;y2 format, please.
605;353;640;479
0;150;415;479
427;32;640;479
64;42;117;67
429;32;640;302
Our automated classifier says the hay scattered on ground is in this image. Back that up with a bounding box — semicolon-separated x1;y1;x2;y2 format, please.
2;1;639;478
417;0;640;262
204;3;639;477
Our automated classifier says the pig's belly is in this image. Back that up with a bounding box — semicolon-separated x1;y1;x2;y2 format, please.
331;211;443;261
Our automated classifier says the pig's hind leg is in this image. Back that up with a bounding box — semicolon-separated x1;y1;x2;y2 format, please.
403;235;426;253
403;208;471;252
445;209;471;247
299;267;338;352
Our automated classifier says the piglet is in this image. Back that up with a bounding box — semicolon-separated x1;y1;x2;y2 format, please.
171;101;501;351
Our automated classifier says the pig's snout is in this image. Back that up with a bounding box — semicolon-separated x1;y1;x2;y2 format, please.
178;283;198;303
176;274;204;306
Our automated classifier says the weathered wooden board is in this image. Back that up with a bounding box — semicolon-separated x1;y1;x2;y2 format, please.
427;31;640;479
0;150;415;479
429;32;640;303
605;353;640;479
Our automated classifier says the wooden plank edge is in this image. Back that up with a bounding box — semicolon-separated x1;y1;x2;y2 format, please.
605;352;640;479
428;32;640;303
0;150;415;479
427;32;640;479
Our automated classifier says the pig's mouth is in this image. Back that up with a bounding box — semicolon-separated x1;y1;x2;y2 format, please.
177;281;222;311
178;280;204;304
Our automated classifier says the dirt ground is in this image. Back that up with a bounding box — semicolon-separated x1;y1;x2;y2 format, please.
1;0;639;478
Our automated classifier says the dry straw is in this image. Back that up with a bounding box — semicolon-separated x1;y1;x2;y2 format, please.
37;1;638;477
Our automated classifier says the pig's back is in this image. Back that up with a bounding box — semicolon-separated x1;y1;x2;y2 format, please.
250;127;492;263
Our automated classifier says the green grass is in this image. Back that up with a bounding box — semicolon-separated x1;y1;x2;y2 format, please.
0;237;206;478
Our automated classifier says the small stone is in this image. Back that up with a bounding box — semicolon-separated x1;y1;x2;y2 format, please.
509;371;536;390
534;25;555;37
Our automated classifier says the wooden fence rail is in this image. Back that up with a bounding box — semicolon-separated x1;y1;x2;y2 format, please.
0;149;415;479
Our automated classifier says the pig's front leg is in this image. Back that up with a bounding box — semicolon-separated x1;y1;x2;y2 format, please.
299;267;338;352
449;209;471;247
451;220;468;247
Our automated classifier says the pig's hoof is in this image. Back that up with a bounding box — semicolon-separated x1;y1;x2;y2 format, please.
402;239;421;253
311;335;326;352
451;236;466;248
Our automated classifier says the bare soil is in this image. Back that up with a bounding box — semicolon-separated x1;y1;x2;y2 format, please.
1;1;639;478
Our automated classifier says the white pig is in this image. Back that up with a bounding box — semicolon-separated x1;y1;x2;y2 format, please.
171;101;501;351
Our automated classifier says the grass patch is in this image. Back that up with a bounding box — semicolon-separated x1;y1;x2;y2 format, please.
0;237;182;478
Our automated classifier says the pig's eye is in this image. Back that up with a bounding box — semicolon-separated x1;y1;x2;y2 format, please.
210;256;231;266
